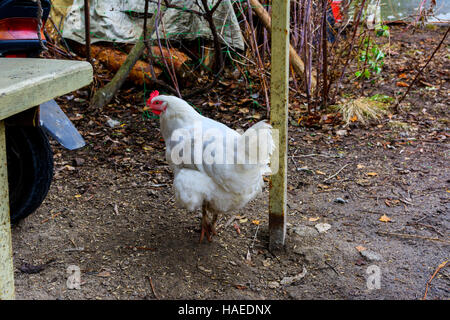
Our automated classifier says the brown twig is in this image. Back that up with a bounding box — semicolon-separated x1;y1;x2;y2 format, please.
423;260;448;300
147;276;159;299
84;0;91;64
394;26;450;111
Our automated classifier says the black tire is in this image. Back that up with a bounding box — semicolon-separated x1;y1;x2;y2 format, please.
5;126;53;223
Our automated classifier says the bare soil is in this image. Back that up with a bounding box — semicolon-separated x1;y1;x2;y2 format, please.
11;26;449;300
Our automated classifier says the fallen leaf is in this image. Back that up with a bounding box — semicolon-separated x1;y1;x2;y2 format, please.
366;172;378;177
316;170;326;175
357;164;365;169
355;245;367;252
74;194;82;198
379;214;392;222
350;115;358;122
308;217;320;222
398;73;408;79
252;220;260;225
396;81;409;87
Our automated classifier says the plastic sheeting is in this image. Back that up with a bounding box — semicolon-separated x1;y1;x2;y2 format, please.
61;0;245;50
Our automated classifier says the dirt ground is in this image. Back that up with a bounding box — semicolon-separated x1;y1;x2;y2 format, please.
11;26;449;300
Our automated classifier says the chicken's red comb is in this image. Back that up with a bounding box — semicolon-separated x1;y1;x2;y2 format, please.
146;90;160;105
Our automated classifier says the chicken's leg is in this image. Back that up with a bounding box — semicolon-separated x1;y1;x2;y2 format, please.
199;203;217;243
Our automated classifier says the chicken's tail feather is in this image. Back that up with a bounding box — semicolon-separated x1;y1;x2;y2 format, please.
239;120;275;175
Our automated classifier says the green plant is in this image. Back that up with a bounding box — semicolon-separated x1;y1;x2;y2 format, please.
354;25;389;80
375;25;390;37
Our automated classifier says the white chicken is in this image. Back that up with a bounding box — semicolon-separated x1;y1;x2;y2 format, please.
147;92;275;242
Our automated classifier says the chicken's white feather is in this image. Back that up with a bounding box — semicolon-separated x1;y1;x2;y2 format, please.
152;95;274;213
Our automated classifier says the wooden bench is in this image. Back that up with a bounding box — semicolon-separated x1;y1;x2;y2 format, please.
0;58;92;299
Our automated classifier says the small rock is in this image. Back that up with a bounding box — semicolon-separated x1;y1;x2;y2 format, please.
336;129;347;136
106;118;120;128
198;265;212;273
315;223;331;233
267;281;280;289
360;249;382;262
334;197;348;204
293;246;325;265
291;225;318;237
72;158;85;167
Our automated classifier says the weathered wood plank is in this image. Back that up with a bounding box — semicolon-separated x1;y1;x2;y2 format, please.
0;121;14;299
0;58;92;120
269;0;289;251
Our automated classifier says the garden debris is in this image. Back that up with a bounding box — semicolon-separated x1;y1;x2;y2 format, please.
337;97;389;125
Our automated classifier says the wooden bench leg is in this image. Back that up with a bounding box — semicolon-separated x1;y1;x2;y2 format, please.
0;120;15;300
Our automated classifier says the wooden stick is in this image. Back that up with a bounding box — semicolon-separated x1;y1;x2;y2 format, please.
90;9;163;109
323;163;350;182
269;0;289;251
249;0;317;91
83;0;91;64
423;260;448;300
0;121;15;299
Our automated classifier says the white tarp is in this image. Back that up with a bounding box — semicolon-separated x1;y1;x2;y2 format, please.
61;0;245;50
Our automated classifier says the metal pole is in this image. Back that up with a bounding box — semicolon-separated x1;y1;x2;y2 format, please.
269;0;289;251
0;120;15;299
